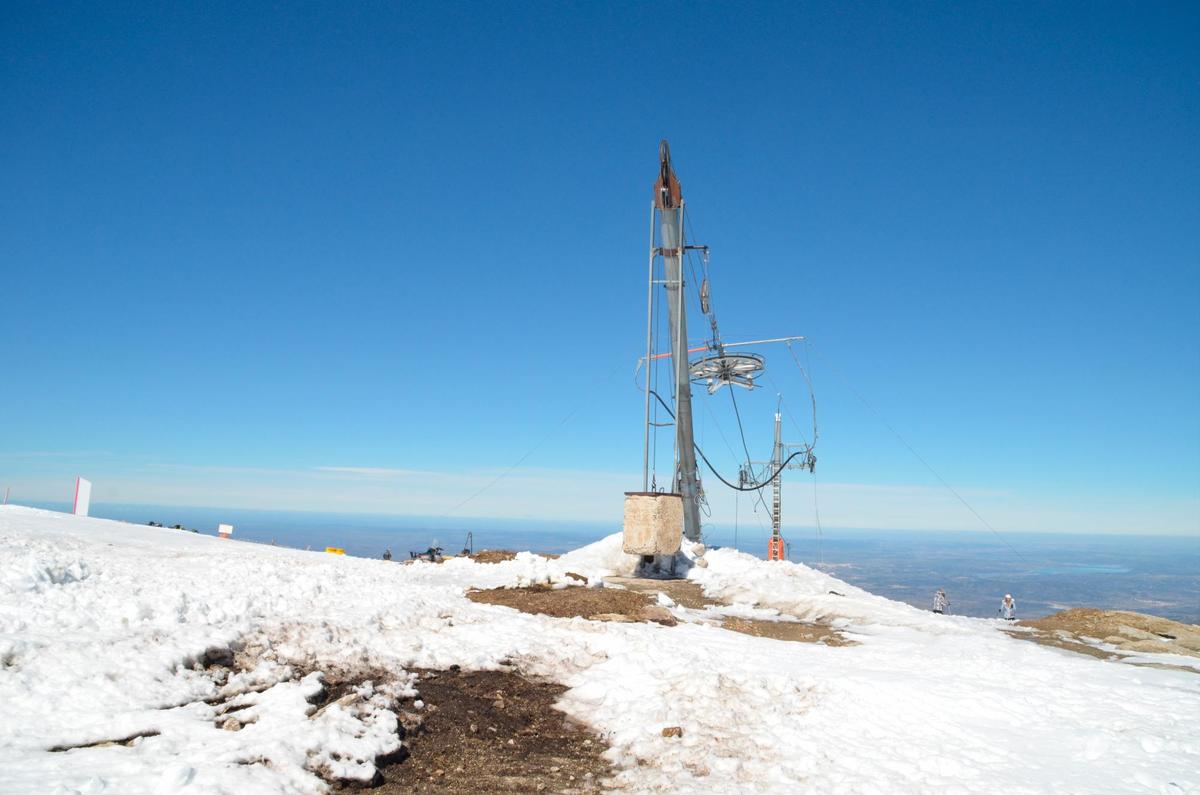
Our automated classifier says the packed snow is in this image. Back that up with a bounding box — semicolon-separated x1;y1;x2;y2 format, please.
1;505;1197;794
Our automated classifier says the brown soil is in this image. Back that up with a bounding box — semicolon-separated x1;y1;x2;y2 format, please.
1010;609;1200;672
209;640;610;793
603;576;717;609
719;616;855;645
469;579;853;643
470;550;519;564
1021;609;1200;654
1008;630;1119;662
604;576;855;645
467;585;676;625
367;667;611;794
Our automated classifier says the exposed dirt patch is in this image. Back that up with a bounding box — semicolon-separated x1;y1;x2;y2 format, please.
471;579;853;643
470;550;519;564
605;576;855;645
1008;629;1120;662
604;576;717;609
468;585;676;625
181;642;612;790
365;667;611;793
719;616;856;645
1021;609;1200;656
1009;609;1200;672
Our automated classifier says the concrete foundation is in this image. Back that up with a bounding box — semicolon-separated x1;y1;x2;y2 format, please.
622;492;683;556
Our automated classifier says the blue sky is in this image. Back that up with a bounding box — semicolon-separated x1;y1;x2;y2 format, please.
1;2;1197;535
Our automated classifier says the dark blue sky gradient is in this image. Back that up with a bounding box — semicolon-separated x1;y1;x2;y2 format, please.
2;2;1197;531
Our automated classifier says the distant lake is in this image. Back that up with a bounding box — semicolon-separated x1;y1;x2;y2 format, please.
1028;564;1130;575
729;526;1199;624
24;501;1199;624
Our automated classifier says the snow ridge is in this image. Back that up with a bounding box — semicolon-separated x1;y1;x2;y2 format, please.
1;506;1197;794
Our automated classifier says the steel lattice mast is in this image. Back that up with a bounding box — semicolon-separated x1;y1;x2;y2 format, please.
740;398;813;561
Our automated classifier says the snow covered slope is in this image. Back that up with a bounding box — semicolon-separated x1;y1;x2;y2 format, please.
1;505;1196;794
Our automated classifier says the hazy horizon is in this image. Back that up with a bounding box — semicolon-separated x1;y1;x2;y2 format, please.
11;499;1199;542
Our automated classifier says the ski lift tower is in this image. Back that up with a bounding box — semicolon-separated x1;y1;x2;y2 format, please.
740;401;816;560
627;140;768;550
624;141;704;560
625;141;811;566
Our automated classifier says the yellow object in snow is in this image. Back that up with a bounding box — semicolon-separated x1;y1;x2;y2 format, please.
325;547;345;555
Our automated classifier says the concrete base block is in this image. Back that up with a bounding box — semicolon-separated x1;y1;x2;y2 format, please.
622;492;683;556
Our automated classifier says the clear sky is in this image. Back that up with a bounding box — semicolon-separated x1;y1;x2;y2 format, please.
2;2;1197;536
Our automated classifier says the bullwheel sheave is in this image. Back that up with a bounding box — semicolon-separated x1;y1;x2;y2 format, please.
689;352;766;394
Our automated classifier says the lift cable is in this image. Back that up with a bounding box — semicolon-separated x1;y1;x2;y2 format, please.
764;348;824;561
728;386;772;514
805;343;1030;564
650;390;813;493
726;386;756;466
448;360;626;517
699;396;742;466
769;377;811;449
811;469;825;566
785;340;819;446
683;208;707;312
652;277;663;481
734;489;739;550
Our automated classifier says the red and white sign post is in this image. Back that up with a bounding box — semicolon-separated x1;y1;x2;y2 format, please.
73;477;92;517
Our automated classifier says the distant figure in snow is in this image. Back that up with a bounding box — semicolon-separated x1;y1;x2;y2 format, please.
1000;594;1016;621
932;589;949;614
382;548;392;561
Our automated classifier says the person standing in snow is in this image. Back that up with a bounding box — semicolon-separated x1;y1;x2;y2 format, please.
382;548;392;561
932;589;949;614
1000;593;1016;621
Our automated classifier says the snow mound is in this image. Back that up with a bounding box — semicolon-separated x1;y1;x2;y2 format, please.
692;545;980;633
1;506;1197;794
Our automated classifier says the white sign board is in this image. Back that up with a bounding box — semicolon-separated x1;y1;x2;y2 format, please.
73;477;92;517
217;523;233;538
